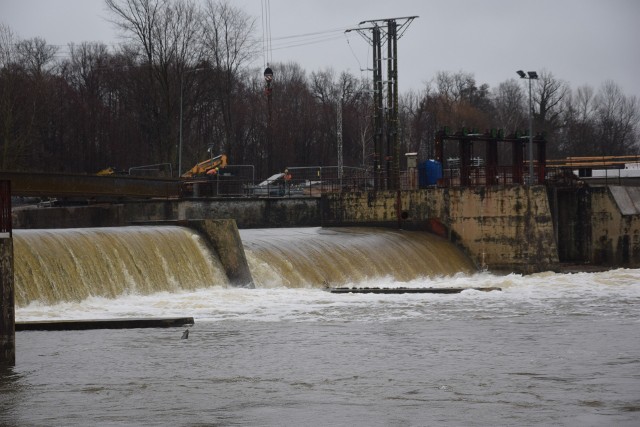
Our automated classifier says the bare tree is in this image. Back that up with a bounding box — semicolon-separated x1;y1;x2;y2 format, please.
0;24;25;169
594;80;639;155
57;42;113;172
14;37;58;77
532;69;569;137
399;89;427;158
556;84;597;156
105;0;165;65
575;85;596;123
0;24;16;68
105;0;202;169
492;79;525;134
201;0;259;160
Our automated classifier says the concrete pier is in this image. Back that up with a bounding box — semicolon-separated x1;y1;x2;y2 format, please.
186;219;254;288
1;179;14;366
0;239;14;366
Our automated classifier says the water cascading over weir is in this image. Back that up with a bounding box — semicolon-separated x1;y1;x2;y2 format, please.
13;226;230;307
241;227;476;288
13;224;477;307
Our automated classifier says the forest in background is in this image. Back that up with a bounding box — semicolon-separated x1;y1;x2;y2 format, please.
1;0;638;180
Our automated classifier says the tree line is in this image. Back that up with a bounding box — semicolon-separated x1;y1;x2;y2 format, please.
1;0;638;180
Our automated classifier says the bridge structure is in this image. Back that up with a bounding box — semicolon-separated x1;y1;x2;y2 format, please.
0;171;180;201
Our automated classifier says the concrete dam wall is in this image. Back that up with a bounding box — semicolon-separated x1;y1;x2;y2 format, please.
10;185;640;273
12;198;321;230
322;186;559;273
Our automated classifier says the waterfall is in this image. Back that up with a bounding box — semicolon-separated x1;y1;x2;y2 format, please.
13;226;476;306
241;227;476;288
13;226;228;307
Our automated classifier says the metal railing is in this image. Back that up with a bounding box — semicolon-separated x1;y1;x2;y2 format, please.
0;180;11;237
180;166;371;198
129;163;173;177
180;163;568;198
440;165;538;187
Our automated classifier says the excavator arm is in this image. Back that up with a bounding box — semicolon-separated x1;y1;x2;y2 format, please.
181;154;227;178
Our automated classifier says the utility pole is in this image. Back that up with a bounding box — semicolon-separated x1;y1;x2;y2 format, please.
373;25;383;190
347;16;417;191
337;96;343;188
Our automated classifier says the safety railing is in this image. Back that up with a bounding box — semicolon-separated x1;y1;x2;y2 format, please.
180;166;371;198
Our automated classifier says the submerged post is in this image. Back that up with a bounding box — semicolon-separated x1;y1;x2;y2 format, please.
0;180;14;366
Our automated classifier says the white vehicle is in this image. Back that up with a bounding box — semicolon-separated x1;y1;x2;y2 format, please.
247;173;303;197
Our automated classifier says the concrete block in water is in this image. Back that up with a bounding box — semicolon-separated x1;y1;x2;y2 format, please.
186;219;254;288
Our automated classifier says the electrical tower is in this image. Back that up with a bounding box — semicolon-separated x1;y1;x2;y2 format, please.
347;16;417;190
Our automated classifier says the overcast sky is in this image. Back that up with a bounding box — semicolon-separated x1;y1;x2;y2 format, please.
2;0;639;99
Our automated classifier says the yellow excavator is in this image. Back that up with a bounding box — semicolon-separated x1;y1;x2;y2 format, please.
181;154;227;178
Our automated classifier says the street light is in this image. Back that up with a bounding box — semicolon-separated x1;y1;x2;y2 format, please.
264;67;273;175
179;67;207;177
517;70;538;185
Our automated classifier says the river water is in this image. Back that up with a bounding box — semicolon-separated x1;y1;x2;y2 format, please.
2;229;640;426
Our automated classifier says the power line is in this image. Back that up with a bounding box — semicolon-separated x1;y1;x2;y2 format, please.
270;34;346;51
271;27;350;41
261;0;273;67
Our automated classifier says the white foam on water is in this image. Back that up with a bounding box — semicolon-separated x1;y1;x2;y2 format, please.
16;268;640;323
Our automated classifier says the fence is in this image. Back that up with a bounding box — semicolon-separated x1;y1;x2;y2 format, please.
180;166;371;198
0;181;10;237
180;163;569;198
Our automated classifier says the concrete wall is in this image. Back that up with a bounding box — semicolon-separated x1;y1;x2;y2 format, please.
590;186;640;267
12;198;321;230
12;185;640;272
323;186;559;273
0;238;14;366
177;198;320;228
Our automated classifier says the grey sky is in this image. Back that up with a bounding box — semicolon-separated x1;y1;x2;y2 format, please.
2;0;639;99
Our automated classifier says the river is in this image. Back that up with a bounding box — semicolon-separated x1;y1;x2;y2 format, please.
1;228;639;426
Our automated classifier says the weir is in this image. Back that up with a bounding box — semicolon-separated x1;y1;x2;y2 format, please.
13;226;230;307
241;227;476;288
12;225;475;307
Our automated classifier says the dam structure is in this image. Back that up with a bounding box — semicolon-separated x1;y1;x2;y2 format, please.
4;175;640;363
9;183;640;274
11;224;476;309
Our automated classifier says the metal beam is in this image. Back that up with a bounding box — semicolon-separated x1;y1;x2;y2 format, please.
0;172;181;199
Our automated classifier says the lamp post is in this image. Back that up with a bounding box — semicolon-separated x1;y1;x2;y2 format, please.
264;67;273;176
179;67;207;177
517;70;538;185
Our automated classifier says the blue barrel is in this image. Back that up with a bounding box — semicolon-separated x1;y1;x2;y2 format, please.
418;160;442;187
